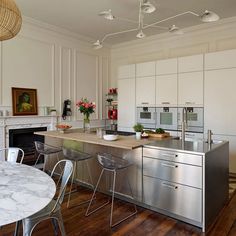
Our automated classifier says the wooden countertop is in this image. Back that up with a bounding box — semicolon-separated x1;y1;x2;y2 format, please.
35;129;156;150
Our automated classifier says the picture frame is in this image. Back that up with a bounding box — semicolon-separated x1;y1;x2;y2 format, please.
12;87;38;116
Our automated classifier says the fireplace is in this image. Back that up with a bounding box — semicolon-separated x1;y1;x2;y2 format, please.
9;127;47;165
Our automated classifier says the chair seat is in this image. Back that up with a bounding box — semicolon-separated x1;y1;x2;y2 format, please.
38;148;62;155
63;148;92;162
97;153;131;170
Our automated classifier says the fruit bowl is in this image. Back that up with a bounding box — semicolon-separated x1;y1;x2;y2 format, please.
103;134;118;141
56;124;72;133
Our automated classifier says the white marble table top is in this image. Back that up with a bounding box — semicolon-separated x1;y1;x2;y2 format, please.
0;161;56;226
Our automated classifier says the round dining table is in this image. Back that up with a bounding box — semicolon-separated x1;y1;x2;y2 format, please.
0;161;56;227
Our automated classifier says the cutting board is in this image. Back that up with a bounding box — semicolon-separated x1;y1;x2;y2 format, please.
148;132;170;138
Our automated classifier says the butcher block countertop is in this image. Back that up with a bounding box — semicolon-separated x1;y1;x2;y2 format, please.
35;129;163;150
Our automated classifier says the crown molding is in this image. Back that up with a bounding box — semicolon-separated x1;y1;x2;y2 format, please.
111;16;236;51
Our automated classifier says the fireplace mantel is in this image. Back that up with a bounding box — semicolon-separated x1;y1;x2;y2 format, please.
0;116;58;149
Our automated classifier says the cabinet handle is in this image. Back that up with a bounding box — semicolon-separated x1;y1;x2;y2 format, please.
161;102;170;104
185;102;195;105
162;182;178;190
161;153;178;158
161;163;178;168
141;102;149;105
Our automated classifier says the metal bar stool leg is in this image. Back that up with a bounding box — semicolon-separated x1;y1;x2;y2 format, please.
85;169;110;216
34;153;42;168
67;161;77;208
86;160;94;189
110;170;117;227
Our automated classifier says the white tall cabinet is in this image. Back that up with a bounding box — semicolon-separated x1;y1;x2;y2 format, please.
117;64;136;132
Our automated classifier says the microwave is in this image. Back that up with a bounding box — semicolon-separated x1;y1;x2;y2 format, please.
178;107;204;133
136;107;156;129
156;107;178;130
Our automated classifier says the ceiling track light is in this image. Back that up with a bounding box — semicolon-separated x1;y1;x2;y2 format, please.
93;1;220;49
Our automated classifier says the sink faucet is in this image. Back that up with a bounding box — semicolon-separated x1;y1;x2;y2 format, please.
181;107;188;143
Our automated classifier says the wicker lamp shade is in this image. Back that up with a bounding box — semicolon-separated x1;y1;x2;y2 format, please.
0;0;22;41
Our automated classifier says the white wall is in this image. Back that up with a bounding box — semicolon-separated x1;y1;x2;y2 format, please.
0;17;110;127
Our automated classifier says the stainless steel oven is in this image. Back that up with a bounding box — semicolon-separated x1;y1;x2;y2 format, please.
156;107;178;130
137;107;156;129
178;107;204;133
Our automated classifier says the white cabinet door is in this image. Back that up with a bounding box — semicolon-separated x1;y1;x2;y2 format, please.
204;68;236;135
156;58;177;75
156;74;177;106
118;64;135;79
205;49;236;70
178;72;203;106
178;54;203;73
136;76;156;106
118;78;136;131
136;61;155;77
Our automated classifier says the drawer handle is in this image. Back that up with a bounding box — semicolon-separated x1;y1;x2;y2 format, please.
161;153;178;158
162;182;178;190
161;163;178;168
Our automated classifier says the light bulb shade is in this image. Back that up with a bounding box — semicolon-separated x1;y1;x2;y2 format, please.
0;0;22;41
93;40;103;49
136;30;146;39
201;10;220;22
141;1;156;14
169;25;183;35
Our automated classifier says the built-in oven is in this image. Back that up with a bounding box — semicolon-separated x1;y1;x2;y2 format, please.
136;107;156;129
156;107;178;131
178;107;204;133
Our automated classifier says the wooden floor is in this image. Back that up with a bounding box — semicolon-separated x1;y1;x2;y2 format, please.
1;183;236;236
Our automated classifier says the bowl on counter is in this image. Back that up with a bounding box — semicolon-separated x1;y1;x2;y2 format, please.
56;124;72;133
103;134;119;141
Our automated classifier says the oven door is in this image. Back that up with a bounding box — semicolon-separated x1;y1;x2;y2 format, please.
178;107;204;133
156;107;178;130
137;107;156;128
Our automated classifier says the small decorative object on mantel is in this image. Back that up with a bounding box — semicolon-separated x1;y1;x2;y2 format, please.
12;87;38;116
0;0;22;41
76;98;96;133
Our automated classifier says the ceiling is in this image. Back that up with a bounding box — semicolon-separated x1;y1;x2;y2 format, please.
15;0;236;45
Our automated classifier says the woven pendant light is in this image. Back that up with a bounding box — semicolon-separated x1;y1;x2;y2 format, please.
0;0;22;41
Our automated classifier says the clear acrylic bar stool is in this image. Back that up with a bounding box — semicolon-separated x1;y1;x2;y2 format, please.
86;153;137;227
62;148;94;208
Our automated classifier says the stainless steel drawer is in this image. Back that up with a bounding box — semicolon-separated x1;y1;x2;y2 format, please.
143;148;202;166
143;176;202;223
143;157;202;188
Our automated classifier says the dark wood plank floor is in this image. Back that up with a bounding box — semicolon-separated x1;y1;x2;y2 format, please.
1;185;236;236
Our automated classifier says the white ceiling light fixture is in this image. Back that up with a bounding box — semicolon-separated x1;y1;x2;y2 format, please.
93;1;220;49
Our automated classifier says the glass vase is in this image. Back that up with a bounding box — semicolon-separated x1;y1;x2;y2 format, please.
83;114;90;133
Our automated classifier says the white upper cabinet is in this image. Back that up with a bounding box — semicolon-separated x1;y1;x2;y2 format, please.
156;74;177;106
205;49;236;70
156;58;177;75
136;61;155;77
178;72;203;106
178;54;203;73
136;76;156;106
118;78;136;131
118;64;135;79
204;68;236;135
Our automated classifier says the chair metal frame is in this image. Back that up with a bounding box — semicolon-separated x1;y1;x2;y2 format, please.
62;147;94;208
34;141;62;172
0;147;24;164
85;153;137;227
21;159;73;236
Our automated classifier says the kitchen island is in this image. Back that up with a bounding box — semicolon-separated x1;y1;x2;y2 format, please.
35;129;229;232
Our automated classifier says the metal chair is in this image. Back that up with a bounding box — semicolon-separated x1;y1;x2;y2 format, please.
0;147;24;163
34;141;62;172
62;147;94;208
86;153;137;227
21;159;73;236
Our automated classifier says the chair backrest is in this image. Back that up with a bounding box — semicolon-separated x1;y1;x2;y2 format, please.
34;141;45;152
0;148;24;164
50;159;73;213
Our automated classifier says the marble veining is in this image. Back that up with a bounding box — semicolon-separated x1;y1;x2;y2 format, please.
0;161;56;226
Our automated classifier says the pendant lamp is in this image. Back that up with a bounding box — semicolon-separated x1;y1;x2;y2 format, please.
0;0;22;41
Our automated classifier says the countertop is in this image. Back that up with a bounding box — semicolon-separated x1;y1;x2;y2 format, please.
35;129;156;150
144;138;228;154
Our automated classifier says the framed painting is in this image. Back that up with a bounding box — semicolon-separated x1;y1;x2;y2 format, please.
12;87;38;116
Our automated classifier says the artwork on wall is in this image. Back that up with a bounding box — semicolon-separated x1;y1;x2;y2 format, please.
12;87;38;115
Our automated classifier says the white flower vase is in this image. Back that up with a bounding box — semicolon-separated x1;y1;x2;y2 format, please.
136;132;142;140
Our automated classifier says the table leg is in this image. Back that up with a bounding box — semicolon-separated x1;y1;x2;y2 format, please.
14;221;20;236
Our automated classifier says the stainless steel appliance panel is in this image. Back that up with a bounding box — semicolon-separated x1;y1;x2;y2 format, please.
143;148;202;166
143;176;202;223
156;107;178;130
137;107;156;129
143;157;202;188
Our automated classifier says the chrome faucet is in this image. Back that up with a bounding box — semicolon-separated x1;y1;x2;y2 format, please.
181;107;188;143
